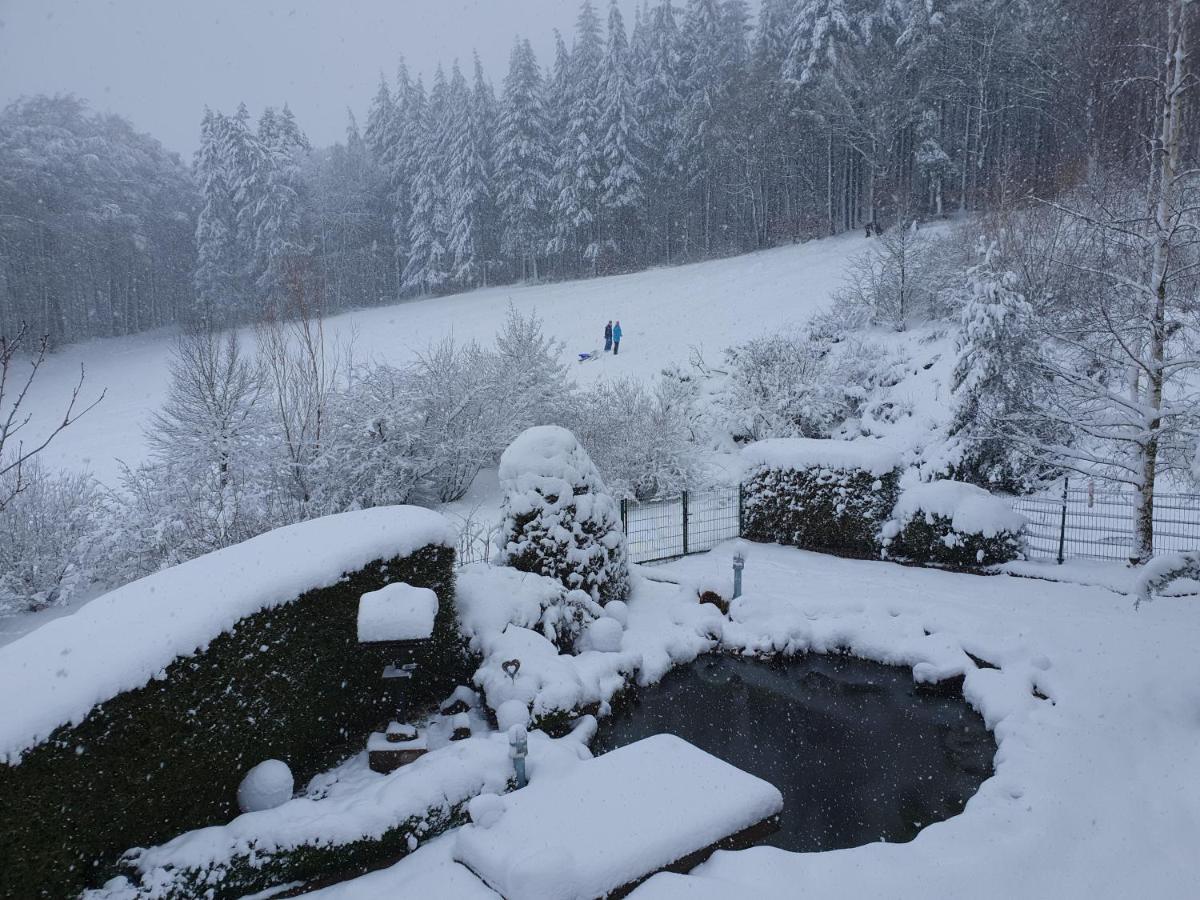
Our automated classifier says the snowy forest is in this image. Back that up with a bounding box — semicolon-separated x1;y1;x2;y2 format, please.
0;0;1170;342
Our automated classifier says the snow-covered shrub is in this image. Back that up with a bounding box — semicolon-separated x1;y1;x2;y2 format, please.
720;331;843;440
0;461;104;614
1136;552;1200;607
928;239;1064;493
740;438;902;558
567;376;698;499
882;480;1027;569
837;225;963;329
496;426;630;602
0;510;468;900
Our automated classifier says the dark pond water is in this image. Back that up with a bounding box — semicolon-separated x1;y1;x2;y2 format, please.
592;654;995;852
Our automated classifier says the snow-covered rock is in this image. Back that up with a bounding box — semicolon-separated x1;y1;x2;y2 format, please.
237;760;294;813
356;583;438;643
602;600;629;627
0;505;456;764
467;793;507;829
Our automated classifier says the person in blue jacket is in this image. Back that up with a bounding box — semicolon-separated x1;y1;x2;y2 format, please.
612;321;622;354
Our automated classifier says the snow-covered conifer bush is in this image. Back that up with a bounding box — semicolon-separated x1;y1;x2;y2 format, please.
932;238;1063;493
0;461;104;614
741;439;902;558
567;376;697;499
496;425;629;602
882;480;1027;570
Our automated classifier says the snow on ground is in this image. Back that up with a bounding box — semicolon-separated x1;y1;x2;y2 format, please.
21;233;865;486
270;542;1200;900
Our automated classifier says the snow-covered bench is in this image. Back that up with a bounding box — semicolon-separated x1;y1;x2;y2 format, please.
453;733;784;899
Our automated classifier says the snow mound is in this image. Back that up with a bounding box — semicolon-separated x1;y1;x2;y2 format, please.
453;733;784;900
357;583;438;643
893;480;1027;537
579;616;624;653
741;437;901;477
0;505;456;763
237;760;294;813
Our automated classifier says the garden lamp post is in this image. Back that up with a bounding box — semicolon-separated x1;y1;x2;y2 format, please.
509;723;528;788
732;549;745;599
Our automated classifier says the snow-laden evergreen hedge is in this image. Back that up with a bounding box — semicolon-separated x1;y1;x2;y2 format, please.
882;480;1027;569
0;507;470;899
740;438;902;557
496;426;630;604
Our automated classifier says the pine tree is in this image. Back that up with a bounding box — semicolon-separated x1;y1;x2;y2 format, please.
253;104;310;312
550;1;605;272
495;38;553;280
403;69;450;293
597;1;646;266
445;56;498;289
636;0;685;261
193;109;239;323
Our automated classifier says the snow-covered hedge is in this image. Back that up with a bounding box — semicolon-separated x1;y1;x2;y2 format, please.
882;480;1026;569
0;507;470;899
496;426;630;604
740;438;902;558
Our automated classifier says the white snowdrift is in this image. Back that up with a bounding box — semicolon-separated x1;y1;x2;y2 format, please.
891;479;1027;537
741;437;901;477
0;506;456;763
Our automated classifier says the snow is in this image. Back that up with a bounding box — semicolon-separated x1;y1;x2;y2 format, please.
741;437;902;477
84;540;1200;899
452;734;784;900
356;583;439;643
21;232;865;487
237;760;294;814
891;479;1028;537
495;699;531;733
0;505;456;764
578;616;624;652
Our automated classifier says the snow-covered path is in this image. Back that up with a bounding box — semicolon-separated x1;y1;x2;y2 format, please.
22;233;863;485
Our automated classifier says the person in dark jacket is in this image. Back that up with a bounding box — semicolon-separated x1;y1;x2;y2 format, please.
604;320;613;352
612;321;622;354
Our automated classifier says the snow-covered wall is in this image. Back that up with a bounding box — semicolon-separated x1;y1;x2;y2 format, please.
0;506;467;900
0;506;455;763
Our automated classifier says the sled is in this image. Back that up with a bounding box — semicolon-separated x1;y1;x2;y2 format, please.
578;349;602;363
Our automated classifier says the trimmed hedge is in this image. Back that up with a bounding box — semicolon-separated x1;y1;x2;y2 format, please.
0;544;471;900
884;512;1023;569
742;465;901;558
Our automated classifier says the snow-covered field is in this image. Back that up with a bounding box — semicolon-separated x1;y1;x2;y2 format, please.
23;233;864;486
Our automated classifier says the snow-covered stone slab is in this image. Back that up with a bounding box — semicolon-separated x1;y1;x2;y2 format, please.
357;583;438;643
453;734;783;900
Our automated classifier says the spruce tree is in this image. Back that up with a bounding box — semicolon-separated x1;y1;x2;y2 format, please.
495;38;553;280
403;69;450;293
597;1;646;266
193;109;239;324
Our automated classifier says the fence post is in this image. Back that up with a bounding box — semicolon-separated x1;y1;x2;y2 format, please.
621;497;628;536
737;483;745;536
681;490;689;556
1056;477;1069;565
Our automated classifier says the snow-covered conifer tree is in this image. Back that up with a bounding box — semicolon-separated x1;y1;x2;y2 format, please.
495;38;553;280
193;109;240;323
597;1;646;265
403;69;451;293
496;425;629;603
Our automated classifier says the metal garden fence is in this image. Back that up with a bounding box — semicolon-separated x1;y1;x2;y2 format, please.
1011;480;1200;563
621;486;743;564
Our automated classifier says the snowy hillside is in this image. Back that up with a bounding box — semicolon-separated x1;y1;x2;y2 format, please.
22;232;865;486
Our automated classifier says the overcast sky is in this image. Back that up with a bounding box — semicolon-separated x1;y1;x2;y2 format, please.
0;0;659;158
